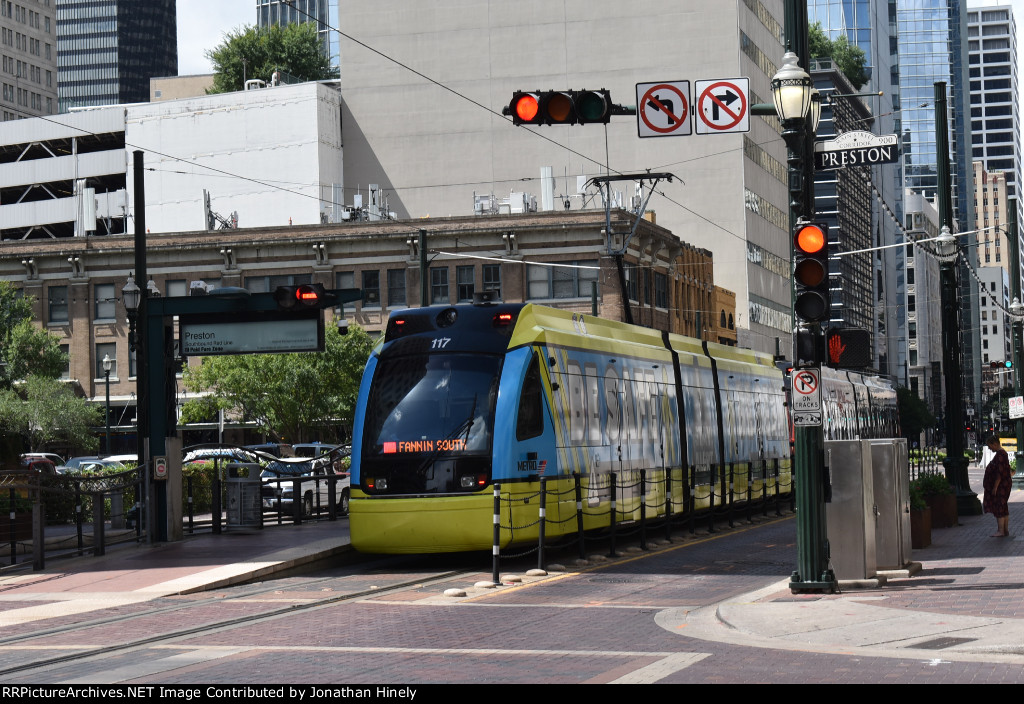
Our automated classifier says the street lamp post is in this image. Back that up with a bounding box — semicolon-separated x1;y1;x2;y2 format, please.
103;354;112;456
1007;199;1023;469
933;83;980;515
770;51;833;593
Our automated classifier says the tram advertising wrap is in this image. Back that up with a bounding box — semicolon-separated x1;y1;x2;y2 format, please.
349;302;896;553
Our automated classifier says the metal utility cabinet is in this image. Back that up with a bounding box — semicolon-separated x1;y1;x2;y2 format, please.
824;440;876;580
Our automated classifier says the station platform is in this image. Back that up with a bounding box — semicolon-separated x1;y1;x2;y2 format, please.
1;463;1023;668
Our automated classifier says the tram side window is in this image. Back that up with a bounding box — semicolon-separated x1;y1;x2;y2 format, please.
516;354;544;440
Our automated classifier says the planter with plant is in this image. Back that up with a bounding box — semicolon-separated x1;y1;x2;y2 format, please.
916;471;957;528
0;493;34;541
908;478;932;549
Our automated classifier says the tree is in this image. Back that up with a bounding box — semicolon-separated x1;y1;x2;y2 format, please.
0;375;101;453
181;325;376;443
206;22;337;94
0;281;67;389
808;22;870;90
897;387;936;444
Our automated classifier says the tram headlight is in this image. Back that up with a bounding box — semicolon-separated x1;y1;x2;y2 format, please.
367;477;388;491
460;476;476;489
436;308;458;328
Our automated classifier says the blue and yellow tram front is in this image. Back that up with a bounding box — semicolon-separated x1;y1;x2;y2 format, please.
350;303;525;553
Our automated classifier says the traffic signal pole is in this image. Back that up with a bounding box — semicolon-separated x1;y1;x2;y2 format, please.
783;0;835;593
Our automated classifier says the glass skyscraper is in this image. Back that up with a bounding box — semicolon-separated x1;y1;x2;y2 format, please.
56;0;177;112
256;0;339;74
896;0;980;423
807;0;905;380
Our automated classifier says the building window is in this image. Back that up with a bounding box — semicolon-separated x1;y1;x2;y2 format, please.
457;265;475;302
244;274;311;292
483;264;501;299
59;344;69;380
362;271;380;307
94;283;116;321
528;261;599;299
129;348;137;379
166;279;187;298
48;285;67;323
430;267;449;304
387;269;406;307
655;272;668;308
95;343;116;379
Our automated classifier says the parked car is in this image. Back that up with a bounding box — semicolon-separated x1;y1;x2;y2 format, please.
58;456;101;474
102;454;138;465
292;442;338;458
76;459;126;473
17;456;57;475
59;456;124;474
260;456;350;516
20;452;65;467
245;443;294;458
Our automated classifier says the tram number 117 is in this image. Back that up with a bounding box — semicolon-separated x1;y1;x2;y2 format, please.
431;337;452;349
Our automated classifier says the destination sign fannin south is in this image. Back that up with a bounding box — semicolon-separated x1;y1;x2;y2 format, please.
814;130;899;170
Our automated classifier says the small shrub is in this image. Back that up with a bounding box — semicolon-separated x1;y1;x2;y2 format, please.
913;471;953;497
908;480;927;511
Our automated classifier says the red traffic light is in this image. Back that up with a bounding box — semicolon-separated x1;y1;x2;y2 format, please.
512;92;539;123
274;283;330;310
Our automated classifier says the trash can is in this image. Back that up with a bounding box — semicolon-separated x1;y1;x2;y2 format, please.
225;463;263;530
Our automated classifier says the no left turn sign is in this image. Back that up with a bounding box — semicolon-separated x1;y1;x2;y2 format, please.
636;81;691;138
695;78;749;134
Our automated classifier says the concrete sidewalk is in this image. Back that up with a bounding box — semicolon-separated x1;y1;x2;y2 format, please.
659;462;1024;665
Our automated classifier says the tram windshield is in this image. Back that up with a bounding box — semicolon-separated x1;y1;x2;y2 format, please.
363;353;501;457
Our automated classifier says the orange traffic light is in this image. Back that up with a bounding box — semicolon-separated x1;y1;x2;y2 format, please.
793;221;830;323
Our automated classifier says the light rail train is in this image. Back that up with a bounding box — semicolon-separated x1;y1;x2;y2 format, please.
349;301;897;553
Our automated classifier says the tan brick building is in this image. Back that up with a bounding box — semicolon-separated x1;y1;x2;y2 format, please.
1;210;732;433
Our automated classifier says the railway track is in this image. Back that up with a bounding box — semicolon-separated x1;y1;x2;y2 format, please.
0;552;490;679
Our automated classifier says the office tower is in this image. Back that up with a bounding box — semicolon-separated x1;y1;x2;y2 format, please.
56;0;176;112
256;0;338;74
897;0;980;417
967;6;1019;200
0;0;58;120
807;1;905;378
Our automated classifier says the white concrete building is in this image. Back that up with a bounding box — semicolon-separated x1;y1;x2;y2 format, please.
0;80;343;240
337;0;791;354
904;190;944;415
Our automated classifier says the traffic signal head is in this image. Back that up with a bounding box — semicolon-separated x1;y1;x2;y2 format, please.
826;327;872;369
793;221;830;323
274;283;333;310
508;89;611;125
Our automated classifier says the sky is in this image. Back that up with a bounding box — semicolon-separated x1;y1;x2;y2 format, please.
176;0;252;75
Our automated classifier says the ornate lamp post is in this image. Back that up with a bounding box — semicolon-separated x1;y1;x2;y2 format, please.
103;354;112;456
122;275;141;350
934;226;978;510
1009;296;1024;469
771;52;833;593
